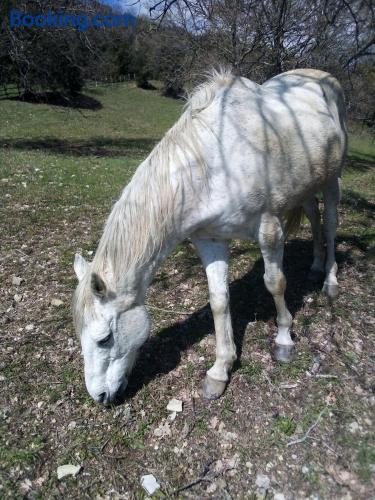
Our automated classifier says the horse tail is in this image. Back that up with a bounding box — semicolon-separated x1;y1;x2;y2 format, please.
284;206;304;238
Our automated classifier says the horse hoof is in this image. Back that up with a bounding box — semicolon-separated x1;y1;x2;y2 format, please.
308;269;324;283
273;343;295;363
202;376;226;400
322;282;339;299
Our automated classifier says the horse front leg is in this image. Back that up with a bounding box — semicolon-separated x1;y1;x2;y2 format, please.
258;213;294;362
193;238;237;400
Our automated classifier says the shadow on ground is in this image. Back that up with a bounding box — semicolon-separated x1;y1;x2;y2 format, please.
7;91;102;110
127;238;357;398
0;137;158;157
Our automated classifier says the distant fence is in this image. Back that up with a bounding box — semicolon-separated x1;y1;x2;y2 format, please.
0;83;21;99
0;74;135;99
86;74;135;88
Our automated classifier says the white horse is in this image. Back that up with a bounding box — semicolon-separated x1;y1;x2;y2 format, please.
73;68;347;405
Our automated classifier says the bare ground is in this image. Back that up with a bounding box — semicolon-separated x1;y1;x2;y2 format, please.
1;157;374;499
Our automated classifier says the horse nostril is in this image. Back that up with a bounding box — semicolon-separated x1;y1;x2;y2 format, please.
97;392;107;404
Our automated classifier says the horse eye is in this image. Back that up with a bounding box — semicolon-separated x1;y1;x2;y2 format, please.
98;332;112;347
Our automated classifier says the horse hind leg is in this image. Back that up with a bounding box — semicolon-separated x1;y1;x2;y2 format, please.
322;176;341;299
258;213;294;362
302;196;325;280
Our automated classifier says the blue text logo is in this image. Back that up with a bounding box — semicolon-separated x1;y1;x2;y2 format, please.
9;10;136;31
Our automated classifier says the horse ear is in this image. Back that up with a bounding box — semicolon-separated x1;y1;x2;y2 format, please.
91;273;108;299
74;253;88;281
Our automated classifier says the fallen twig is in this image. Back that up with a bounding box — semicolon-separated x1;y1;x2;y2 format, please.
174;476;211;493
279;383;299;389
174;459;216;495
287;407;327;447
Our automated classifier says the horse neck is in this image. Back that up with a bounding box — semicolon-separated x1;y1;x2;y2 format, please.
94;156;185;302
122;234;179;302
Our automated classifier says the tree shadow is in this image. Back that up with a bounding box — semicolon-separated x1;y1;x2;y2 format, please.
8;91;102;111
347;152;375;169
126;239;354;398
0;137;158;158
341;189;375;213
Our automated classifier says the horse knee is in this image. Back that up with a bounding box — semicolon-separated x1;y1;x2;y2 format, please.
264;272;286;297
209;290;229;315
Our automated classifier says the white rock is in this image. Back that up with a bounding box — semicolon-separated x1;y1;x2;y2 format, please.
210;416;219;429
140;474;160;495
167;398;183;412
14;294;22;303
302;466;309;474
153;420;171;438
255;473;270;490
274;494;286;500
168;411;177;422
348;421;360;433
51;298;64;307
12;276;23;286
57;464;81;480
0;375;6;382
25;324;34;332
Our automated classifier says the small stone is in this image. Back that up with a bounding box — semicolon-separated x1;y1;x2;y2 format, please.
12;276;23;286
140;474;160;495
255;473;270;490
302;465;309;474
0;375;6;382
51;298;64;307
168;411;177;421
68;421;77;430
167;398;183;412
25;324;34;332
14;294;22;303
210;416;219;429
348;421;360;433
274;494;286;500
153;420;171;438
57;464;81;480
19;479;32;494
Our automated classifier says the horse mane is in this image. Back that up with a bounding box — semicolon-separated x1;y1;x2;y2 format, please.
73;67;234;332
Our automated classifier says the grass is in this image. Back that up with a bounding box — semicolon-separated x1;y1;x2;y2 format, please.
273;416;297;436
0;82;374;498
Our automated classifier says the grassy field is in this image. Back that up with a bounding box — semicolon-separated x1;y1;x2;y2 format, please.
0;82;374;499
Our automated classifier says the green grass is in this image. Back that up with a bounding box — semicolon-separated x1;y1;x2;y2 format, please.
0;82;374;498
0;82;183;238
0;436;45;467
273;416;297;436
238;360;263;380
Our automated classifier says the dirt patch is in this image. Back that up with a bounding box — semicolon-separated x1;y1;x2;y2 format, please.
1;161;374;498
